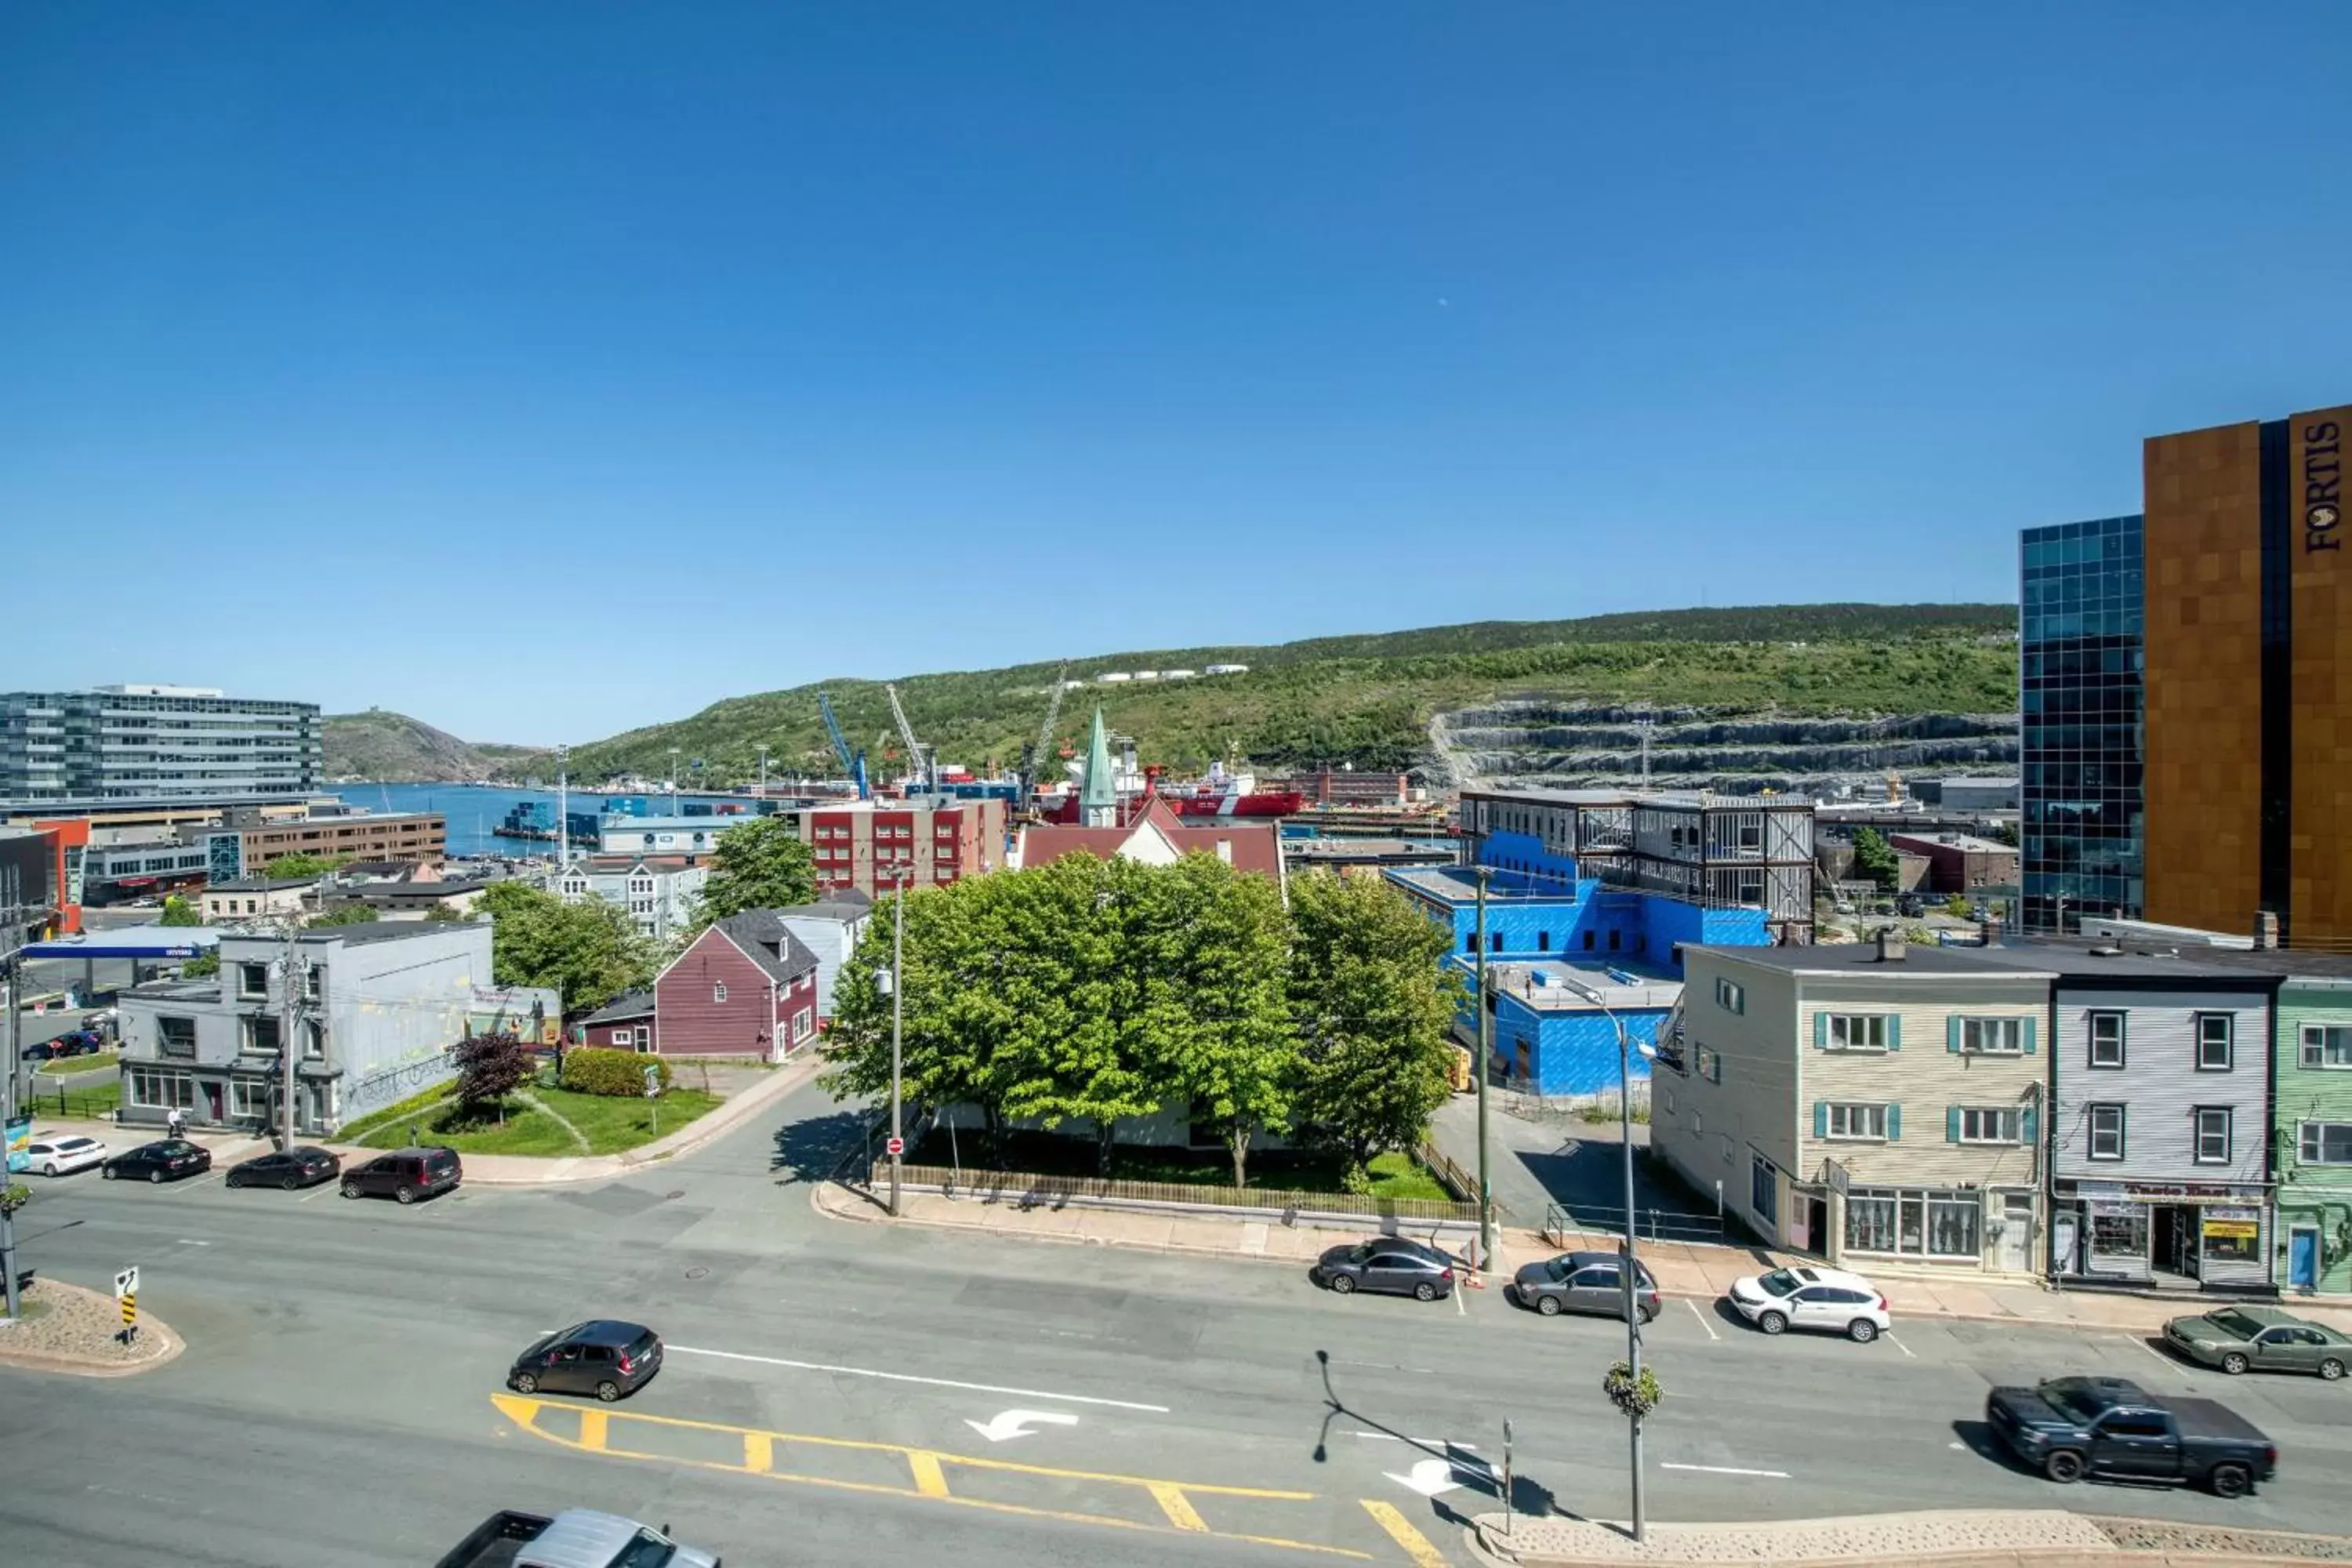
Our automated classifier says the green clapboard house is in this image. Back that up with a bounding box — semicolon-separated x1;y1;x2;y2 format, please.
2274;974;2352;1296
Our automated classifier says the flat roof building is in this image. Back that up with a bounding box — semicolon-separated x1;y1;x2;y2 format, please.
0;684;321;808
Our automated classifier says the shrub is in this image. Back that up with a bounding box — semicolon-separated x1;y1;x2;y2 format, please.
562;1047;673;1098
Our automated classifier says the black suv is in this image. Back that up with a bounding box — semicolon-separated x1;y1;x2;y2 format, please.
508;1320;664;1403
341;1146;463;1204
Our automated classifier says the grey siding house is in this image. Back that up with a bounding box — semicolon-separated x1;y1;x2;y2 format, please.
2046;950;2278;1290
776;892;873;1020
115;920;557;1137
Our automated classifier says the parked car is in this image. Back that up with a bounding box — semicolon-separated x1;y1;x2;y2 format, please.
2164;1305;2350;1381
227;1145;342;1191
1509;1250;1661;1322
21;1134;107;1177
435;1509;717;1568
1984;1375;2278;1497
1312;1237;1457;1301
19;1030;103;1062
1727;1265;1891;1342
340;1145;462;1203
507;1321;665;1403
100;1139;213;1183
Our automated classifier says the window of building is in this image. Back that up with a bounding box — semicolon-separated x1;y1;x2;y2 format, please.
1715;978;1744;1014
158;1016;198;1058
229;1078;269;1118
2087;1011;2125;1068
2194;1013;2234;1072
1823;1014;1890;1052
2087;1103;2125;1160
239;962;270;999
128;1068;195;1109
1956;1107;2021;1144
1694;1045;1722;1084
1959;1017;2024;1054
1844;1187;1980;1258
2194;1107;2232;1165
245;1015;281;1057
1537;931;1550;952
2302;1026;2352;1069
1749;1154;1777;1226
713;982;728;1004
1583;931;1595;951
305;1022;325;1059
304;964;324;1000
1822;1102;1890;1141
2299;1122;2352;1165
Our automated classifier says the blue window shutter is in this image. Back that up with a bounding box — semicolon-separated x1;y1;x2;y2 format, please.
2023;1017;2038;1055
1947;1017;1962;1053
1946;1106;1961;1142
1813;1011;1828;1049
1887;1104;1903;1142
1887;1016;1903;1052
1813;1102;1828;1138
2023;1106;2040;1146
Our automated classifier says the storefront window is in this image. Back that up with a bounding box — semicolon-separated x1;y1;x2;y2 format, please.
1927;1196;1980;1257
1847;1191;1898;1252
1900;1193;1924;1252
2089;1208;2147;1269
1847;1188;1982;1258
2201;1210;2261;1265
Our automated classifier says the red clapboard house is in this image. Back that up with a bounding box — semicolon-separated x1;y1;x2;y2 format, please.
642;911;822;1061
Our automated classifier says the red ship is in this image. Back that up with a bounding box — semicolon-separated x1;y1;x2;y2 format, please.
1042;762;1301;823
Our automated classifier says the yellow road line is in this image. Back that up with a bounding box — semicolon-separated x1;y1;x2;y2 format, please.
575;1409;609;1454
488;1394;1371;1560
907;1450;951;1497
1148;1482;1207;1531
1359;1499;1450;1568
742;1432;773;1473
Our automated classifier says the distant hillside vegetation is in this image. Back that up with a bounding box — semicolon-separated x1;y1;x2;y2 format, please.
326;710;545;782
517;602;2016;786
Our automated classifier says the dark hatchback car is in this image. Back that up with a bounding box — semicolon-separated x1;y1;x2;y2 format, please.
341;1146;462;1204
1510;1250;1662;1322
20;1029;104;1062
509;1321;664;1403
100;1138;213;1183
1312;1237;1457;1301
227;1145;342;1191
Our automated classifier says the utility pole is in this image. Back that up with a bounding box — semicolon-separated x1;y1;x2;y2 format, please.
1472;865;1495;1265
2;867;27;1320
757;747;769;804
277;882;317;1151
1562;978;1649;1544
888;869;906;1218
667;746;681;815
555;743;570;874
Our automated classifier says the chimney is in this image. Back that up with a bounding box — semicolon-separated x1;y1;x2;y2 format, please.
2253;909;2280;952
1876;929;1907;963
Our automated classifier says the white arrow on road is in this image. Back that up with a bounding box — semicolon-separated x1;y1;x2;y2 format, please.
964;1409;1081;1443
1384;1458;1462;1497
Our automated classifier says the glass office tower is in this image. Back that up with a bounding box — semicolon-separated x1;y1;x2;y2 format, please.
2020;515;2144;933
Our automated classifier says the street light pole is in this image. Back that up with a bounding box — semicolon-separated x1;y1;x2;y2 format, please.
888;869;906;1218
1564;977;1648;1543
667;747;681;815
1472;865;1495;1265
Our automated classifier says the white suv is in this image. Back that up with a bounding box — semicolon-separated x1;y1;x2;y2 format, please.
1728;1265;1891;1343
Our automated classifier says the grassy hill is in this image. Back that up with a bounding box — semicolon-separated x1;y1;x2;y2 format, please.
518;603;2016;786
326;710;546;782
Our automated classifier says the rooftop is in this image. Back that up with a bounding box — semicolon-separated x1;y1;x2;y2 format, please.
1462;784;1813;811
1700;940;2056;978
206;876;323;893
1888;830;2014;854
1471;957;1683;1013
1384;864;1588;904
218;920;469;949
581;989;655;1025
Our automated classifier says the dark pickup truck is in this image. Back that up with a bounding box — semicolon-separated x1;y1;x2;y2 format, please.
434;1509;720;1568
1984;1375;2278;1497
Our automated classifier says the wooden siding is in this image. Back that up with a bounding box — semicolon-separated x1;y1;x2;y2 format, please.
2050;985;2271;1185
1650;952;1801;1242
1796;978;2047;1190
2275;979;2352;1185
655;927;782;1058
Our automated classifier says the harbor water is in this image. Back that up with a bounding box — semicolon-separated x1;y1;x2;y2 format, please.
336;782;746;858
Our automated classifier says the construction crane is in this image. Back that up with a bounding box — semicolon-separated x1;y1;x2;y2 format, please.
884;683;929;792
1020;663;1071;798
817;691;869;800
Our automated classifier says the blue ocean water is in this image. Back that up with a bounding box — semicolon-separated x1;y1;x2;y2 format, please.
336;782;743;858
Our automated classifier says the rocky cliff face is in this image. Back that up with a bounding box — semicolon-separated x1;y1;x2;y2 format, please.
1437;702;2016;793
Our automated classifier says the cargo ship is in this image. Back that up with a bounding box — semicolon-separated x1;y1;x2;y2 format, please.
1158;764;1304;819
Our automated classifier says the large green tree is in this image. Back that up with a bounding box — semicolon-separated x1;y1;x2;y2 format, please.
693;816;818;927
157;895;201;927
1285;869;1461;1185
260;852;349;880
477;880;659;1014
1849;827;1900;891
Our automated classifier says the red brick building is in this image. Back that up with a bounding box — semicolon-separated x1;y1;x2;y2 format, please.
785;797;1007;899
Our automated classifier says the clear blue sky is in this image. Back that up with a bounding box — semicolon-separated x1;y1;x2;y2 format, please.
5;3;2348;745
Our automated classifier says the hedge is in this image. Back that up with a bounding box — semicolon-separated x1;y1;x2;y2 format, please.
562;1047;674;1098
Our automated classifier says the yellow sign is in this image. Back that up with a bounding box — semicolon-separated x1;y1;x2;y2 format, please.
2202;1218;2259;1240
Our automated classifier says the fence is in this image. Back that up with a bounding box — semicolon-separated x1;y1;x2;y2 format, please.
1417;1142;1477;1203
881;1161;1480;1226
21;1084;118;1122
1544;1199;1727;1248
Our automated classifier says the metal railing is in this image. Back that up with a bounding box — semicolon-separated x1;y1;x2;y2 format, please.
884;1161;1479;1225
1544;1199;1726;1248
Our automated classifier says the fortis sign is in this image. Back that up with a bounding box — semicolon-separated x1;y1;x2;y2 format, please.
2306;417;2343;554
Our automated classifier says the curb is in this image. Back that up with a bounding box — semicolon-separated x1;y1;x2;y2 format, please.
0;1282;186;1380
1461;1512;2352;1568
808;1181;1327;1270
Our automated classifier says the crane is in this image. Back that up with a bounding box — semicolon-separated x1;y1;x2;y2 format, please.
1020;663;1071;799
817;690;869;800
885;683;929;792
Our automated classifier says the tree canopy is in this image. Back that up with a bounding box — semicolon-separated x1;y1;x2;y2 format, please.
1849;827;1900;891
157;895;201;927
478;880;659;1014
693;815;818;927
260;852;349;880
823;859;1456;1185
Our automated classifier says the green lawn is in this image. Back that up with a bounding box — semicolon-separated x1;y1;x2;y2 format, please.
902;1130;1452;1201
353;1083;724;1156
21;1080;119;1120
37;1050;118;1077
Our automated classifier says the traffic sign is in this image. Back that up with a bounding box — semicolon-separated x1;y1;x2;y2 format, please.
114;1266;139;1299
642;1065;662;1100
884;1136;905;1157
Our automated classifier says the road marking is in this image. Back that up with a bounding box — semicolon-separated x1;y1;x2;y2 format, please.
175;1238;210;1247
1886;1333;1915;1358
1383;1459;1460;1497
492;1395;1363;1558
965;1409;1080;1443
1686;1299;1719;1340
1359;1500;1450;1568
666;1344;1171;1412
1661;1462;1790;1478
1351;1432;1475;1448
2135;1336;2181;1373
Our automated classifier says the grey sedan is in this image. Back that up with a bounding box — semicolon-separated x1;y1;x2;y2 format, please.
1312;1238;1457;1301
2165;1306;2350;1380
1509;1250;1661;1322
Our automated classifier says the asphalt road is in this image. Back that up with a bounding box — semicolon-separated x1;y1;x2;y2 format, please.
5;1081;2350;1568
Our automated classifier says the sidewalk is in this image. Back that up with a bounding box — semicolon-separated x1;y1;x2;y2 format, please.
815;1183;2352;1338
15;1053;819;1189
